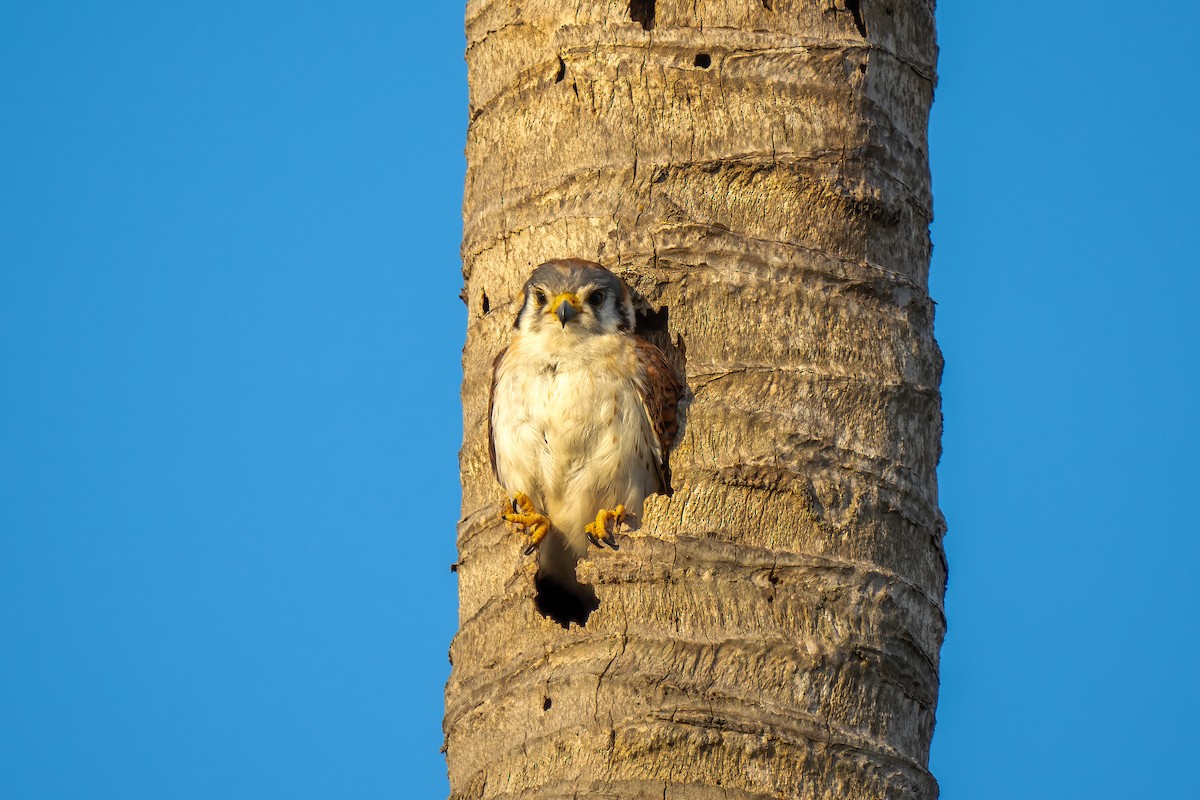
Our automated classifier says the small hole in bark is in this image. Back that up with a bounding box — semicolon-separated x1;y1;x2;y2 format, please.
480;292;490;314
767;595;774;604
845;0;867;37
535;575;599;628
693;53;711;69
761;0;774;9
554;57;566;83
629;0;655;31
859;63;867;74
769;573;779;585
542;697;552;711
886;6;894;15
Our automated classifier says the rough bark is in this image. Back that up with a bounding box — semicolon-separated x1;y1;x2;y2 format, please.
448;1;943;798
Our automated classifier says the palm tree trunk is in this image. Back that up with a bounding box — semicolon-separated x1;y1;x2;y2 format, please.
447;2;944;798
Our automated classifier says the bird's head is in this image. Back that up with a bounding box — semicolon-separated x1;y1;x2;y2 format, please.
514;259;634;338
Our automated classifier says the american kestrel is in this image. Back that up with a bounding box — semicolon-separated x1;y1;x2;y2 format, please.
489;259;682;599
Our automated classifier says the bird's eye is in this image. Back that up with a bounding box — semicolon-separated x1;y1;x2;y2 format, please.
532;290;547;305
587;290;606;308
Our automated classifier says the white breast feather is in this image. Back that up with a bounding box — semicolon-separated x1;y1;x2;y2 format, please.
492;328;659;558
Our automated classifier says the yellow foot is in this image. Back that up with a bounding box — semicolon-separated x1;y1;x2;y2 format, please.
585;504;626;549
501;492;552;555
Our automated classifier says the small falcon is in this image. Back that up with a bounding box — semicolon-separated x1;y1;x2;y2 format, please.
489;259;682;595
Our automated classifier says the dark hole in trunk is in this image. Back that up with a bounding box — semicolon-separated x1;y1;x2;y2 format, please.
629;0;655;31
846;0;867;37
535;575;599;628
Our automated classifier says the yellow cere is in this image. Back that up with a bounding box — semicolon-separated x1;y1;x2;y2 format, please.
547;292;582;313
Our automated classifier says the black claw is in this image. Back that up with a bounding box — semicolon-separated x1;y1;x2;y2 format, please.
524;541;538;555
586;532;602;547
512;498;521;513
602;531;618;549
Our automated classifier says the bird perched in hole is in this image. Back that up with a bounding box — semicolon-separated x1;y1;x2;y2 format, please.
489;259;682;599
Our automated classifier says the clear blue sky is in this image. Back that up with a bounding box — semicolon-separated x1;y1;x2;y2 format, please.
2;3;1196;798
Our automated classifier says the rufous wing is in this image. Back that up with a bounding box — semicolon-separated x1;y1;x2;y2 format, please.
633;336;682;494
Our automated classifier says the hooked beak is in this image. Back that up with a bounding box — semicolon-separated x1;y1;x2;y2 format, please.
551;294;581;327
